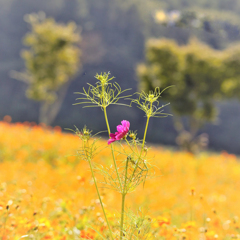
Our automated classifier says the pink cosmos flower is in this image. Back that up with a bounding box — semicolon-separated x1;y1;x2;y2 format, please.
108;120;130;145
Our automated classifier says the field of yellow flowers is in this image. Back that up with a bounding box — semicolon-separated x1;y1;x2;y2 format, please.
1;117;240;240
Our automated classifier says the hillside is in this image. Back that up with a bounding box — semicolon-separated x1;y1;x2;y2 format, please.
0;120;240;239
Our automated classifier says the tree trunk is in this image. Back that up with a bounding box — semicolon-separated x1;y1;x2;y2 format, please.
174;116;208;153
39;81;71;126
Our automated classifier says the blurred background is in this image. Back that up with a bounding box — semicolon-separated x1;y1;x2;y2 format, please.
1;0;240;154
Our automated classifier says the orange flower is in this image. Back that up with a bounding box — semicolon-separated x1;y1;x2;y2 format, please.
182;221;196;229
80;230;95;239
157;216;171;227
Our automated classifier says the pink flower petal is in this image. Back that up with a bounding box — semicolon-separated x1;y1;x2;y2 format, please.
117;125;124;133
115;132;125;140
107;120;130;144
108;138;116;145
121;120;130;129
109;133;116;138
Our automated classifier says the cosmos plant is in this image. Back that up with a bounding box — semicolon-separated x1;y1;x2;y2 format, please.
73;72;170;239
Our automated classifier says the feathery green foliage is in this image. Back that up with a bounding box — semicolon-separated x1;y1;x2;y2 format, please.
75;72;132;109
73;72;169;240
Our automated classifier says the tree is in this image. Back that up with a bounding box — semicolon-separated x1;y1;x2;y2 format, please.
12;12;81;125
221;43;240;98
137;38;225;152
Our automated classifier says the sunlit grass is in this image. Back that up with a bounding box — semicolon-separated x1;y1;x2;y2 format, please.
0;119;240;239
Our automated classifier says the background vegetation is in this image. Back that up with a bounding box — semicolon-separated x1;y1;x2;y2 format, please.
1;0;240;153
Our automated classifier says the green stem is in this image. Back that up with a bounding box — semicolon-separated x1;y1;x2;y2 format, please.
103;106;111;135
120;157;129;240
88;157;114;240
129;116;150;181
125;139;134;152
141;101;152;154
120;194;126;240
83;138;113;239
104;107;123;192
141;116;150;154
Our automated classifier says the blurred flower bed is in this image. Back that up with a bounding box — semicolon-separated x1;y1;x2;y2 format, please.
0;118;240;239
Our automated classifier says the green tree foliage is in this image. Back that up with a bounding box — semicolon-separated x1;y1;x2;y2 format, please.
221;43;240;98
12;12;81;125
137;38;225;152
